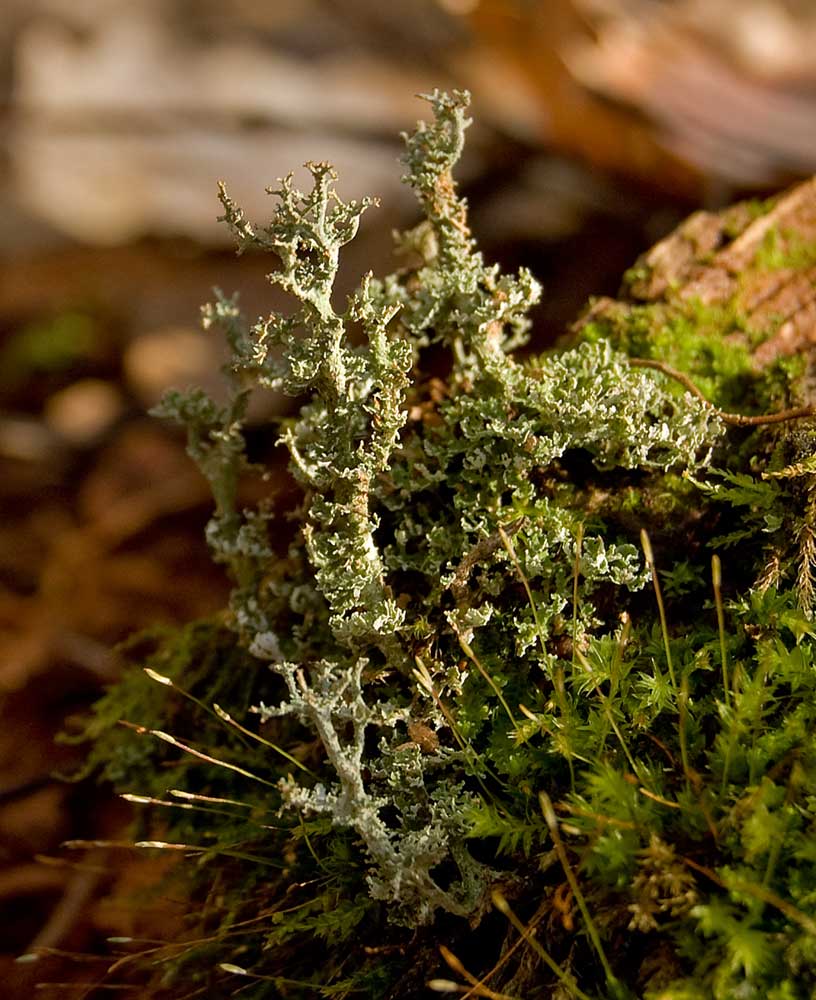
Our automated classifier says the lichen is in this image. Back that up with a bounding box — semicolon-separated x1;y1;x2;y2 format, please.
75;92;816;1000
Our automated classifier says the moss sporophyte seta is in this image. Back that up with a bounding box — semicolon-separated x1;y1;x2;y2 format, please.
72;92;816;999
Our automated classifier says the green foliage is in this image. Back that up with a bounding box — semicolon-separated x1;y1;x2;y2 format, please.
77;92;816;999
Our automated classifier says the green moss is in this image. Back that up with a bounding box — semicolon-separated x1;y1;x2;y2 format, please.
755;227;816;272
622;262;653;290
576;296;761;412
720;196;776;239
75;92;816;999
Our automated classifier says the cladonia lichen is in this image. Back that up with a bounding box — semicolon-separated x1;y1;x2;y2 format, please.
78;91;816;1000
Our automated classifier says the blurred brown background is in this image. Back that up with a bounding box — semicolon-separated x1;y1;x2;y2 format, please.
2;0;816;994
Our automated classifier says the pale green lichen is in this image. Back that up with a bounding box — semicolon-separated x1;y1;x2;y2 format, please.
77;91;816;1000
149;87;723;932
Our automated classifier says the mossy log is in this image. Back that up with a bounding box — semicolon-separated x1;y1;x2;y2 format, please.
580;177;816;371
